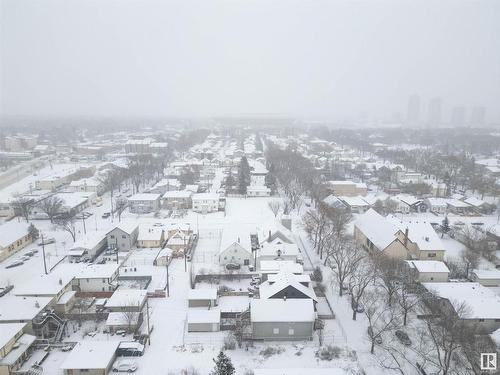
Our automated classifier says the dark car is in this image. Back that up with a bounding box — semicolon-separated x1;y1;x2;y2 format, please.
395;330;412;346
102;212;111;219
6;261;23;269
225;263;241;270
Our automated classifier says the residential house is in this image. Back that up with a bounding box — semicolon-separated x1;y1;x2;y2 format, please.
257;242;300;268
354;209;408;259
423;282;500;334
69;231;107;262
394;194;423;214
60;341;120;375
0;296;53;335
137;226;165;248
0;323;36;375
74;264;120;293
149;178;181;195
162;190;192;210
338;196;370;213
127;193;161;214
471;269;500;287
218;242;252;267
250;299;315;340
187;309;221;332
259;272;318;305
0;222;32;262
405;260;450;282
106;222;139;252
106;289;147;312
446;199;471;215
327;181;367;197
425;198;448;215
188;289;218;308
192;193;220;213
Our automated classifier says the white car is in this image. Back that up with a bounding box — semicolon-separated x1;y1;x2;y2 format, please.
113;359;137;372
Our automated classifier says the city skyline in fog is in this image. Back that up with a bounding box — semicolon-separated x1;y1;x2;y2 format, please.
1;0;500;124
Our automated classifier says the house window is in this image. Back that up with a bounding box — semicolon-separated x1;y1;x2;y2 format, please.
244;259;250;265
273;328;279;335
110;235;115;239
427;253;436;258
288;329;294;335
122;235;126;239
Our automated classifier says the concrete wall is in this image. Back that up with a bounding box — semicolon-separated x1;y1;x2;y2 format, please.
251;321;313;340
187;322;220;332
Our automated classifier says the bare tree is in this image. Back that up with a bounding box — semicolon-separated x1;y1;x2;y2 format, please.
11;196;32;222
54;213;77;242
326;236;364;296
418;299;477;375
302;206;331;260
374;255;404;306
348;257;375;320
267;200;281;217
37;195;63;223
114;199;128;222
361;290;401;354
121;310;139;333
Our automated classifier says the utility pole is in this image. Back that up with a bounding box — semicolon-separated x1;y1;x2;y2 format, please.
183;235;187;272
166;260;170;297
41;234;48;275
81;215;87;234
146;297;151;345
116;238;119;264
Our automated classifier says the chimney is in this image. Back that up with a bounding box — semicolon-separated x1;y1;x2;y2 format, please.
268;230;271;241
404;227;409;248
238;237;240;243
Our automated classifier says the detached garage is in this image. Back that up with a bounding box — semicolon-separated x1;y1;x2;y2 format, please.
188;288;218;308
187;309;220;332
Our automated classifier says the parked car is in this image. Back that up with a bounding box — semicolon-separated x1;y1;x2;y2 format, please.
117;342;145;357
61;345;73;352
38;237;55;246
368;326;382;344
395;330;412;346
6;261;23;269
102;212;111;219
225;263;241;270
113;359;137;372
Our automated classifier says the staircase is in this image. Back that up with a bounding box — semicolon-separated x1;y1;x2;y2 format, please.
33;311;67;343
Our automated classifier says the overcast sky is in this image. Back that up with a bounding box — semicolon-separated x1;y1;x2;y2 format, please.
1;0;499;122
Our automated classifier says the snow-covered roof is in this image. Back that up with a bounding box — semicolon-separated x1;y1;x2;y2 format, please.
251;299;315;323
57;291;76;305
137;226;164;242
0;296;53;322
60;341;120;370
260;260;303;274
395;194;422;206
0;323;25;350
106;289;147;308
76;264;120;279
188;288;217;300
128;193;161;201
0;221;29;248
192;193;219;201
354;209;399;251
109;221;139;235
14;264;79;296
259;242;299;258
106;311;140;326
162;190;192;199
446;198;470;208
70;231;107;250
187;309;220;324
426;197;448;207
472;269;500;280
464;197;486;207
322;195;347;209
259;272;317;302
406;260;449;273
339;196;369;207
388;217;443;251
423;282;500;319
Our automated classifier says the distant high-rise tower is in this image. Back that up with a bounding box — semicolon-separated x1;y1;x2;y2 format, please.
406;94;420;127
450;106;466;127
470;106;486;127
427;97;442;128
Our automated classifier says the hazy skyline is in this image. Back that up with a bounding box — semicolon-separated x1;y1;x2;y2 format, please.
1;0;499;122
